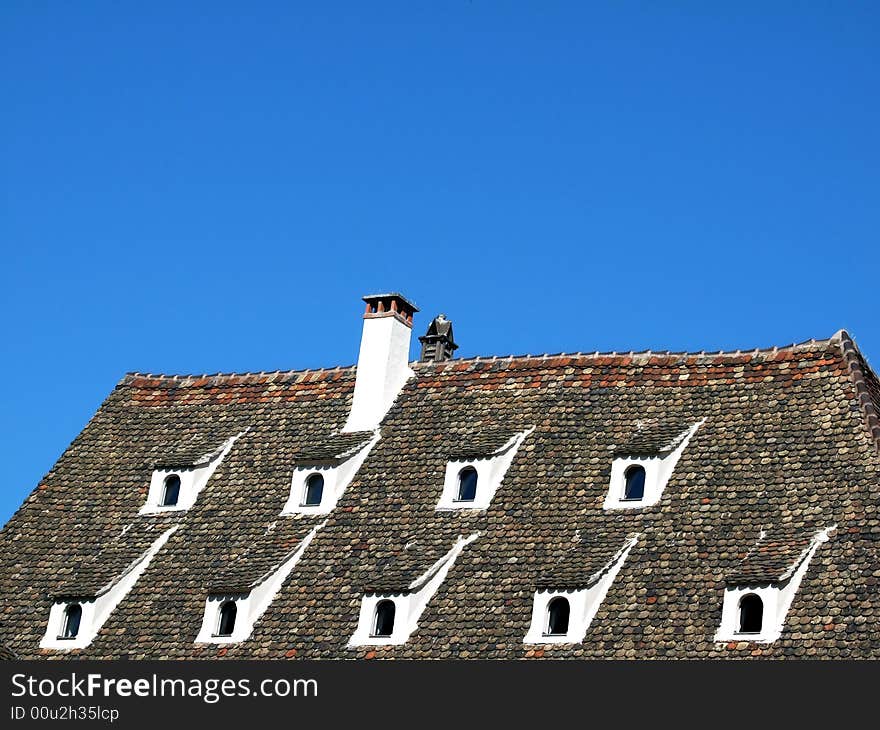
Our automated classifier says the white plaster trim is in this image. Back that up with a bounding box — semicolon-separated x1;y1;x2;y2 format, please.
280;431;380;516
344;315;414;432
195;521;325;645
140;430;247;515
436;428;534;511
349;533;480;647
40;526;178;650
714;525;836;644
603;420;704;510
524;534;639;645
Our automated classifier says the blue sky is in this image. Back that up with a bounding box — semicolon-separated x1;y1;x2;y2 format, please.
1;2;878;525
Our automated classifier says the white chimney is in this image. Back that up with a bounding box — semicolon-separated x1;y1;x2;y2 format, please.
343;293;419;432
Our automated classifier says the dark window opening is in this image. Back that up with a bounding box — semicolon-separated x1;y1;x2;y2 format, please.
546;596;570;636
303;473;324;506
216;601;237;637
162;474;181;507
456;466;478;502
623;465;646;501
372;600;396;637
61;603;82;639
738;593;763;634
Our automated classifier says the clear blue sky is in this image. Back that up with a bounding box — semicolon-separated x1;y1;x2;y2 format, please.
1;2;878;525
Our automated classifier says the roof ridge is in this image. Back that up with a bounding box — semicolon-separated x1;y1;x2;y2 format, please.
835;329;880;454
119;333;841;383
120;363;356;383
413;333;839;368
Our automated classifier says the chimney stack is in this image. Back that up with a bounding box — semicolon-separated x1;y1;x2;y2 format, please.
419;314;458;363
343;293;419;432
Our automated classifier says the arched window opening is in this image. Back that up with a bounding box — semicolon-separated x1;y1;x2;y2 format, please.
217;601;237;637
456;467;478;502
623;465;646;501
61;603;82;639
546;596;570;636
738;594;763;634
372;600;396;637
303;473;324;507
162;474;181;507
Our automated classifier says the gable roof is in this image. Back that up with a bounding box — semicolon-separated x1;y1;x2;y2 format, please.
2;330;880;659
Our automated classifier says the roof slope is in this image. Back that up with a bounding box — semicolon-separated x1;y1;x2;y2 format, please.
208;521;316;593
613;420;694;457
53;520;178;597
537;533;637;590
291;431;374;464
725;529;817;585
1;332;880;659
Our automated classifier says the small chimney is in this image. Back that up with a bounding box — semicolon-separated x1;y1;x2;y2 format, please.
419;314;458;363
343;293;419;432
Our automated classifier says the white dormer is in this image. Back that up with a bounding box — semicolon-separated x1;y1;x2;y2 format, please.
195;522;323;645
436;428;533;511
714;526;835;644
40;526;177;650
524;535;638;645
603;420;703;510
281;430;380;516
349;533;479;647
140;431;246;515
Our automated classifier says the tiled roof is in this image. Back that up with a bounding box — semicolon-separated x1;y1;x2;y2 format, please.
154;440;228;469
2;331;880;659
52;520;178;597
364;539;452;594
0;644;16;660
207;522;316;593
726;529;818;584
612;421;694;457
446;428;520;460
839;331;880;454
291;431;374;464
537;533;637;589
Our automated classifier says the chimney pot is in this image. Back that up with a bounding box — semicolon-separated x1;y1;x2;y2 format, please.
419;313;458;363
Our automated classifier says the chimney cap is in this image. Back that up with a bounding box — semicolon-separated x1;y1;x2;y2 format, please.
362;293;420;313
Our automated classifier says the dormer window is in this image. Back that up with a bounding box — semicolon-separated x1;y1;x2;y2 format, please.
545;597;570;636
622;465;645;501
41;525;177;650
525;535;638;645
715;526;834;644
161;475;181;507
60;603;82;639
195;523;323;645
349;533;479;647
140;431;245;515
436;428;533;511
738;594;763;634
603;420;703;510
282;431;379;516
372;600;396;638
455;467;478;502
216;601;237;637
302;473;324;507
